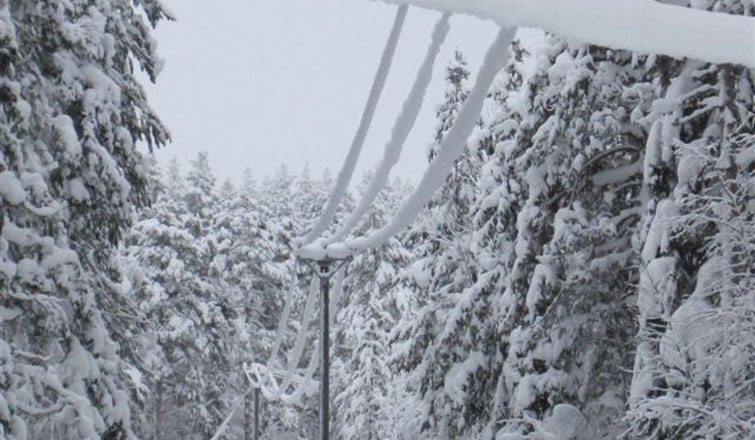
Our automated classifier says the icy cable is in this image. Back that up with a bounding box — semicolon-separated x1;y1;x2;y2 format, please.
302;5;408;246
265;260;299;379
372;0;754;67
275;275;319;397
245;269;346;405
347;27;516;250
280;268;345;405
297;27;515;258
209;395;244;440
252;274;318;399
325;12;451;245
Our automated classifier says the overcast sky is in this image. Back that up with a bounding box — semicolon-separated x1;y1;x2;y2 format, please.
142;0;499;183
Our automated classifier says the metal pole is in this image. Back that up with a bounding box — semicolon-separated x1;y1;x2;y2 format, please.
154;380;163;440
319;260;331;440
254;387;260;440
244;390;251;440
300;255;350;440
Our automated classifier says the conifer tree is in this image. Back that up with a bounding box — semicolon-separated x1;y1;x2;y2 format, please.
123;155;237;439
625;2;755;437
334;174;412;440
392;49;494;438
0;0;170;437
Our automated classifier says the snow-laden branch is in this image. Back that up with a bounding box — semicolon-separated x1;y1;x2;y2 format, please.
372;0;755;67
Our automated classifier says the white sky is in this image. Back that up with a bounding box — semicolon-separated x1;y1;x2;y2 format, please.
142;0;498;183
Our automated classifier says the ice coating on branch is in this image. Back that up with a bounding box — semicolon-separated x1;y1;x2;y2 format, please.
302;5;408;245
443;351;487;405
641;199;679;263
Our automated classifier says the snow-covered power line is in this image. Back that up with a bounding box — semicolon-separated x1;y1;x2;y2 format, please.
372;0;754;67
209;396;244;440
348;27;514;249
243;364;318;402
247;5;410;412
301;5;409;246
299;26;515;258
301;0;753;259
283;268;344;406
276;275;319;398
246;275;318;401
324;12;451;245
266;261;299;379
244;265;346;405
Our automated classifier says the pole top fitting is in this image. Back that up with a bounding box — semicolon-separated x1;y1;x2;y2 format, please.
297;242;353;262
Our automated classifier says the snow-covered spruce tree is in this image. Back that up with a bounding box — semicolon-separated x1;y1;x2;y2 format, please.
249;166;341;439
394;35;657;438
210;167;302;439
628;130;755;438
486;38;651;438
333;174;412;440
0;0;170;438
175;152;237;437
211;169;280;332
261;165;296;239
293;163;324;238
121;159;187;439
390;50;492;438
123;155;237;439
625;2;755;436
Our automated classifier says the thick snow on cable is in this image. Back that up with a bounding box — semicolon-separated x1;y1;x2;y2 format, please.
267;262;300;375
209;396;243;440
280;269;345;405
273;275;319;398
373;0;755;67
325;13;451;245
246;270;346;405
302;5;408;245
348;27;516;249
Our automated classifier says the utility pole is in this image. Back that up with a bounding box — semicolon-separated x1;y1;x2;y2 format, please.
319;260;331;440
154;380;163;440
254;387;260;440
300;255;351;440
244;386;260;440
